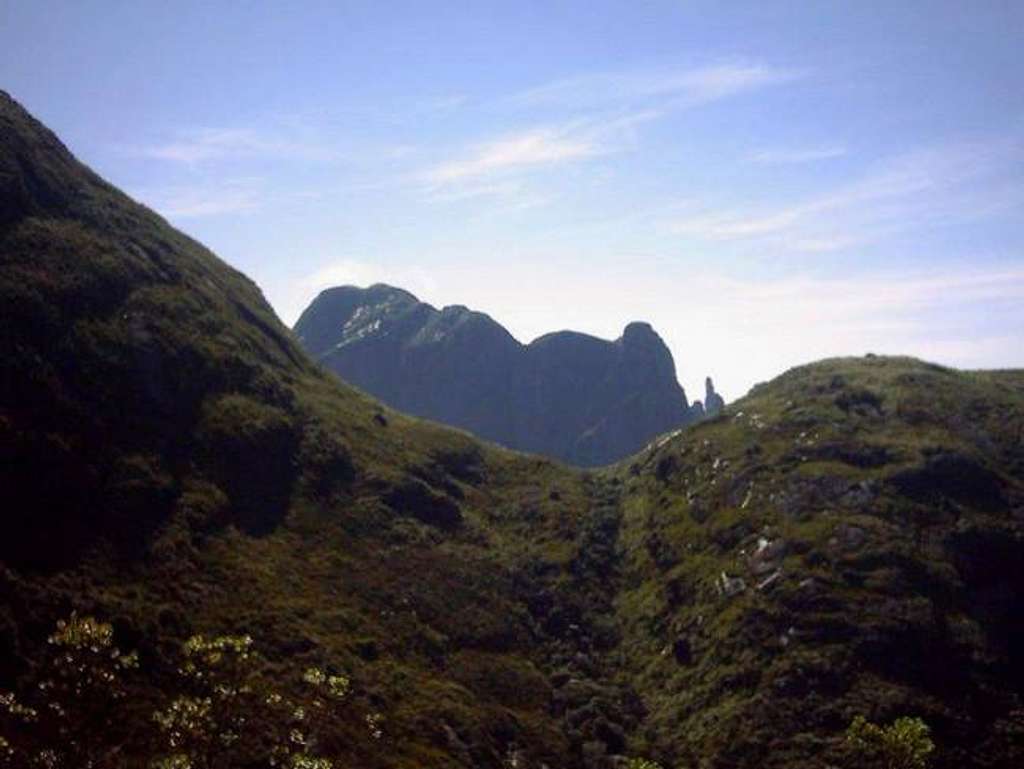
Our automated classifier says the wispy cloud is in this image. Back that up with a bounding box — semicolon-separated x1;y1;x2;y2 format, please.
507;62;804;110
134;178;264;219
136;127;345;165
668;136;1024;251
671;209;802;240
423;178;527;203
417;61;802;203
424;126;601;185
421;111;657;197
747;145;847;164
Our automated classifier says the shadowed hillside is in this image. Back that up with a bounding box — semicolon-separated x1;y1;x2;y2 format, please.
1;91;1023;768
0;89;607;768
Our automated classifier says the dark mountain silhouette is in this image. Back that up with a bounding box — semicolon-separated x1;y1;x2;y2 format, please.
294;284;720;465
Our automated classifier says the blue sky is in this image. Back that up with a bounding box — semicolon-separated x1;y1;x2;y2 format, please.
3;1;1023;399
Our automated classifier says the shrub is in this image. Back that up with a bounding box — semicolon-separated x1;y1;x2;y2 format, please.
626;759;665;769
0;615;364;769
0;613;139;768
845;715;934;769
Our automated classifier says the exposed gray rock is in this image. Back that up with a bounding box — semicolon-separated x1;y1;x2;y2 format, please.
294;285;719;466
756;568;784;592
717;571;747;597
704;376;725;417
749;537;789;575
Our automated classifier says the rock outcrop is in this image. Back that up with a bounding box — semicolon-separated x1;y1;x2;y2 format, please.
295;285;716;465
704;376;725;417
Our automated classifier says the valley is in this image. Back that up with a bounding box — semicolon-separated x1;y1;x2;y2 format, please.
1;90;1023;769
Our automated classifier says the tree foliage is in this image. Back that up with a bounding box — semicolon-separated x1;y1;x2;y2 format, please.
0;615;375;769
627;760;664;769
845;715;935;769
0;613;139;768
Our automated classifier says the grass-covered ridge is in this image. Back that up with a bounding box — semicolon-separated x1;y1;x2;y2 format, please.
0;89;606;767
1;90;1023;767
613;356;1024;767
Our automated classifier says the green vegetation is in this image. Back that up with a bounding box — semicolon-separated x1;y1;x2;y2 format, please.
0;615;369;768
2;91;1024;767
625;759;665;769
845;715;934;769
609;356;1024;767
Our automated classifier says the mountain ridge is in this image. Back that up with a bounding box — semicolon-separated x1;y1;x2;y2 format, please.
295;283;720;466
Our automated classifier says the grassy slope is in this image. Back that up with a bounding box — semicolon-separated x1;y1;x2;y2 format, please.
2;90;1023;768
0;90;607;768
613;357;1024;768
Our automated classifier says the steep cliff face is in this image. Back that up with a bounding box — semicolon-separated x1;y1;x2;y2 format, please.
295;286;711;466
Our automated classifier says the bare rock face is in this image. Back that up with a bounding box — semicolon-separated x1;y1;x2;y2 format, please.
704;377;725;417
295;286;719;465
685;376;725;421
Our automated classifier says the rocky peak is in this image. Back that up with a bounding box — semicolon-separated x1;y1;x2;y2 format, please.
621;321;658;343
705;376;725;417
294;286;721;465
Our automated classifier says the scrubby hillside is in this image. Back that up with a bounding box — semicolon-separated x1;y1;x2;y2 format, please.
614;357;1024;768
0;89;616;768
1;91;1022;768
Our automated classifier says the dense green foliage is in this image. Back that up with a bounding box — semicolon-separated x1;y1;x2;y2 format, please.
0;615;367;768
2;91;1023;768
845;715;934;769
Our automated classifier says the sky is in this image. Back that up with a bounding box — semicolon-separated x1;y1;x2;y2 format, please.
2;1;1023;400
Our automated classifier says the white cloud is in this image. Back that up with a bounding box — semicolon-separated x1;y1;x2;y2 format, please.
136;127;345;165
748;145;847;164
670;63;804;103
671;209;802;239
420;111;659;200
423;126;602;185
508;62;804;110
667;137;1024;250
415;62;802;204
424;179;527;203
